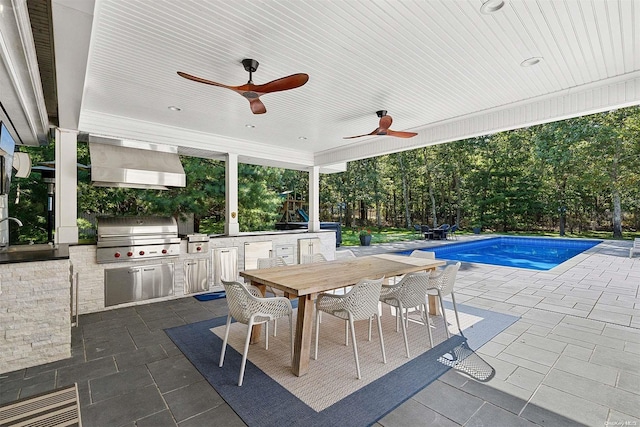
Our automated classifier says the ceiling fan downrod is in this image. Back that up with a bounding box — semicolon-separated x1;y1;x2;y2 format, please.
242;58;259;84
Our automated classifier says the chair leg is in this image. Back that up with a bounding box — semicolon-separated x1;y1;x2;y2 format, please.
346;320;350;346
375;313;387;364
219;315;232;367
437;290;451;339
398;303;410;358
314;307;321;360
239;320;253;386
268;287;278;337
422;303;434;348
289;313;294;363
265;321;269;350
348;315;361;379
451;292;462;332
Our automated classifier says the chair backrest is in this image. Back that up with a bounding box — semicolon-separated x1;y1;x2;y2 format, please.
420;225;431;232
393;272;431;307
439;224;450;231
335;249;356;259
429;262;461;295
413;224;421;232
449;224;458;233
300;253;328;264
409;250;435;259
221;280;256;324
343;277;384;321
256;256;288;269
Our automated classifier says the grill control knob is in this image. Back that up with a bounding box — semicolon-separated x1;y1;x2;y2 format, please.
162;249;167;254
139;251;145;256
127;251;133;257
196;246;202;251
114;252;121;258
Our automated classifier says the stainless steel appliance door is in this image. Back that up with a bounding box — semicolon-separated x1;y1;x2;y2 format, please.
104;263;174;307
183;258;209;294
140;264;174;300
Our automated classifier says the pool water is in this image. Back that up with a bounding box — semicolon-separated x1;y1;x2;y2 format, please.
399;237;601;270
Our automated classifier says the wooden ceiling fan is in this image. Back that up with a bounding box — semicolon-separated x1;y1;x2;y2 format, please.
177;59;309;114
343;110;417;139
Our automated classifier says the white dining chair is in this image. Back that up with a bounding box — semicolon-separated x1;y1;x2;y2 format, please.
335;249;356;259
314;277;386;379
378;271;434;354
219;280;293;386
300;253;328;264
427;262;462;338
256;256;289;336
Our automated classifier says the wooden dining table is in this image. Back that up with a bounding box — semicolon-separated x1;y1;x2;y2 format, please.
239;253;446;376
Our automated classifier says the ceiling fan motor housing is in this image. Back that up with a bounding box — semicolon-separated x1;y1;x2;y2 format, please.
376;110;388;117
242;58;259;72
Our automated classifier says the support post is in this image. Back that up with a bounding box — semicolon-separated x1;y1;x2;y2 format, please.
54;128;78;244
308;166;320;232
225;153;240;235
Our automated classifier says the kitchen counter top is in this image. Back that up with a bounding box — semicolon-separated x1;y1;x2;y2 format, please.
0;243;70;264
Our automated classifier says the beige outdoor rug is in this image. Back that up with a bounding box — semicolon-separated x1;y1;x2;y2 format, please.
0;383;81;427
211;305;483;412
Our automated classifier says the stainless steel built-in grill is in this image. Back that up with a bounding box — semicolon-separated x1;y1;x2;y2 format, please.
96;216;181;264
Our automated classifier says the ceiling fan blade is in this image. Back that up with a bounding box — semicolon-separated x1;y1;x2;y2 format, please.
252;73;309;94
177;71;237;90
386;130;418;138
249;98;267;114
343;128;380;139
378;115;393;131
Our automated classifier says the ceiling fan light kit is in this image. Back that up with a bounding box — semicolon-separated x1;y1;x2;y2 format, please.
178;58;309;114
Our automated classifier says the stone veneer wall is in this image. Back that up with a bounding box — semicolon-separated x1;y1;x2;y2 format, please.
0;259;71;374
70;231;336;315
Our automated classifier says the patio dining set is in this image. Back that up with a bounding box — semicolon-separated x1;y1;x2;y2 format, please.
415;223;458;240
219;251;462;386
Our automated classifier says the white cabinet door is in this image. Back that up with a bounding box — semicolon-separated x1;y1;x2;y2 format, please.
297;238;321;262
244;241;273;270
213;247;238;287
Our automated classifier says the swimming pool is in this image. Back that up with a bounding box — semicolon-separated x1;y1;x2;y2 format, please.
398;237;601;270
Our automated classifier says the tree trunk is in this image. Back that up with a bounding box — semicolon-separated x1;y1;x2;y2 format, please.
398;153;411;228
429;183;437;228
612;190;622;238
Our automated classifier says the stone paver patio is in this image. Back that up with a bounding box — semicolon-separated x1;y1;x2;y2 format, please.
1;234;638;426
348;235;640;426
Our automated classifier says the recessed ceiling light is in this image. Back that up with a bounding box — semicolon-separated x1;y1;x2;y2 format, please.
480;0;505;14
520;57;543;67
245;124;255;128
298;136;307;140
168;106;181;111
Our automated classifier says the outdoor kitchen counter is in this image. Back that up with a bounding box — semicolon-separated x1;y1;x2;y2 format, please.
0;243;70;264
208;229;333;237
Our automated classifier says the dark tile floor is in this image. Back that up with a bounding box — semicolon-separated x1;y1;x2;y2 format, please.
0;291;577;426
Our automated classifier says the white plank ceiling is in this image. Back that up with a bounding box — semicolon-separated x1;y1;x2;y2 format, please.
51;0;640;170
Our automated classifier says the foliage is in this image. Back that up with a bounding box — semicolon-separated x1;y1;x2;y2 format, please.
358;228;372;236
7;106;640;243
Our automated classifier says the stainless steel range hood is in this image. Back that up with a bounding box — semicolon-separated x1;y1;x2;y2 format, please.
89;136;186;190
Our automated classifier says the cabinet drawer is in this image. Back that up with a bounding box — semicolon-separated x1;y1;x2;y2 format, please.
279;254;294;264
275;245;294;255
